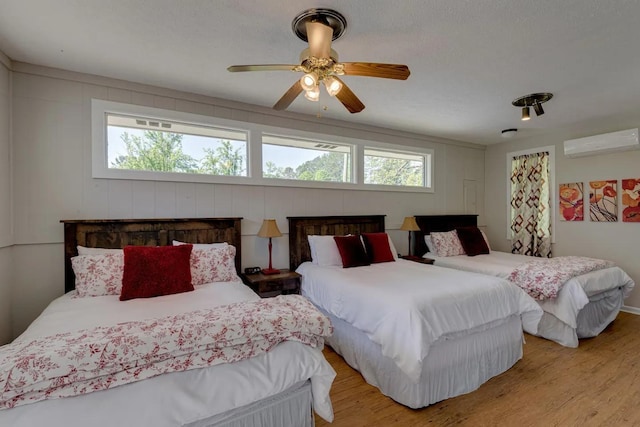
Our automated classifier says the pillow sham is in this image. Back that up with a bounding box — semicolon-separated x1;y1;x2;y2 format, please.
362;232;395;263
71;253;124;297
455;227;490;256
430;230;466;257
120;244;194;301
308;235;343;266
333;235;370;268
190;245;240;285
77;246;122;255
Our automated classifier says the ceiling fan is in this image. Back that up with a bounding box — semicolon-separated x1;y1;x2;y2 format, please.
227;8;410;114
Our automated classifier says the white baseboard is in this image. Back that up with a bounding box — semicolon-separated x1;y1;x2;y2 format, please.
621;305;640;315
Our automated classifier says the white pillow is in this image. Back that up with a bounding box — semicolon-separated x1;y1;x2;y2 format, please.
387;235;399;260
308;235;343;266
480;230;491;251
424;235;433;254
77;245;122;255
430;230;466;257
173;240;228;249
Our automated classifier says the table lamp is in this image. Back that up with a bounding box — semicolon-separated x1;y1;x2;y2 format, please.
400;216;420;257
257;219;282;275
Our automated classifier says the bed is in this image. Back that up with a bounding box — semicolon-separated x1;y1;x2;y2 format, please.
0;218;335;427
287;215;542;409
414;214;635;348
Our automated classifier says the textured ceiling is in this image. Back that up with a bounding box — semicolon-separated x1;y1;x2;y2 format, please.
2;0;640;145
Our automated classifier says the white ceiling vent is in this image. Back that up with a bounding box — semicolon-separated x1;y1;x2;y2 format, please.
563;128;639;158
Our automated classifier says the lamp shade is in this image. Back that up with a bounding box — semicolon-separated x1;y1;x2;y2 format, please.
400;216;420;231
257;219;282;238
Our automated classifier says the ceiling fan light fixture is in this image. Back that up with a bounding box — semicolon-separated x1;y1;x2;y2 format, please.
521;106;531;121
300;72;318;91
228;8;409;114
304;85;320;102
324;76;342;96
533;102;545;116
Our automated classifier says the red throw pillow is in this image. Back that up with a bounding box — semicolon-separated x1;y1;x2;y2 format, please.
362;232;395;263
120;245;194;301
455;227;490;256
333;235;370;268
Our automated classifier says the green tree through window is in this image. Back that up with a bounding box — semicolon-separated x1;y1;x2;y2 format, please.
113;131;198;173
263;152;349;182
112;131;245;176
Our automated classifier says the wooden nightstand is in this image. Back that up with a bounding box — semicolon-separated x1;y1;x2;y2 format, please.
400;255;435;265
241;269;301;298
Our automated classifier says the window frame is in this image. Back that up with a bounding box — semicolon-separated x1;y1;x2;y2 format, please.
505;146;556;243
92;99;434;193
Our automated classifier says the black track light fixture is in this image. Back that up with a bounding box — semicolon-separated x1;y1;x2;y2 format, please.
512;93;553;121
533;102;545;116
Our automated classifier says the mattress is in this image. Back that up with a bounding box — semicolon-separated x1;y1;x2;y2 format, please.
426;251;635;346
297;260;541;380
0;281;335;426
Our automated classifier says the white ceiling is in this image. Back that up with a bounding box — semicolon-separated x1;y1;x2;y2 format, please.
2;0;640;145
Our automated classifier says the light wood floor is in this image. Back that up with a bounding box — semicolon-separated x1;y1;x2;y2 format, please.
316;312;640;427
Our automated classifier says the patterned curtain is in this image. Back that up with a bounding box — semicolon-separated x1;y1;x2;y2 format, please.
510;152;552;257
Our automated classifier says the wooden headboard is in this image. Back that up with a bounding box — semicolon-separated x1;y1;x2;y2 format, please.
61;217;243;293
413;215;478;256
287;215;386;270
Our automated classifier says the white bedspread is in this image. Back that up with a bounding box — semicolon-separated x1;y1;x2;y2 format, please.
0;281;336;426
427;251;635;328
297;260;541;380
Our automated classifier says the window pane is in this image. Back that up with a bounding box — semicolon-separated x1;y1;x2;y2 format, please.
364;148;426;187
107;114;248;176
262;134;352;183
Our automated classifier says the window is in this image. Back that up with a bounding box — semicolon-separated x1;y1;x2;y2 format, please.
364;148;430;187
506;146;555;257
106;114;247;177
92;99;434;192
262;134;353;183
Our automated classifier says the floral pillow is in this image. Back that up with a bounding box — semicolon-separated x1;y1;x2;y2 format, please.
190;245;240;285
430;230;466;257
71;253;124;297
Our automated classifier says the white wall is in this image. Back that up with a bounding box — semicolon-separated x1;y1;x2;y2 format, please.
0;54;12;344
9;63;486;338
485;127;640;310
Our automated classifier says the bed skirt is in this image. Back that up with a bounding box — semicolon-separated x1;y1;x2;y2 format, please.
322;309;524;408
185;380;313;427
535;286;625;347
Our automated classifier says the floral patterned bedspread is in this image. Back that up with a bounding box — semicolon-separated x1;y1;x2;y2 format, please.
0;295;332;410
508;256;615;300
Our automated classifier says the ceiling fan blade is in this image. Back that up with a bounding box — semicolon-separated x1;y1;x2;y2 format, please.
341;62;410;80
333;77;365;114
306;21;333;58
227;64;297;72
273;80;303;110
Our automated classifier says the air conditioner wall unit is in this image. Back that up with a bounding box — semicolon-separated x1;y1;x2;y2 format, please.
563;128;639;158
